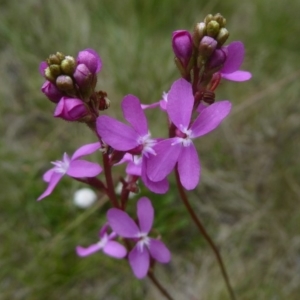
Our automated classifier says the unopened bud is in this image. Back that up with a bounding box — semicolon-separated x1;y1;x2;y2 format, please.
41;80;64;103
49;64;61;77
77;49;102;74
56;75;74;91
198;36;217;58
73;64;92;88
47;52;65;65
193;22;206;47
204;14;214;25
213;13;226;27
207;48;227;71
44;67;56;82
206;20;220;37
172;30;193;66
54;97;88;121
61;56;76;75
216;28;230;47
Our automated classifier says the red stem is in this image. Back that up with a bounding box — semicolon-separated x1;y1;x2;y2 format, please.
147;271;174;300
102;152;119;208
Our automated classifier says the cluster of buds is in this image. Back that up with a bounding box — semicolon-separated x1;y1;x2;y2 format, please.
172;13;250;107
39;49;110;123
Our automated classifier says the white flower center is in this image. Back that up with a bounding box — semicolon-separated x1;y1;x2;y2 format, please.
136;232;151;252
138;132;157;157
97;233;109;249
51;153;70;174
172;125;193;147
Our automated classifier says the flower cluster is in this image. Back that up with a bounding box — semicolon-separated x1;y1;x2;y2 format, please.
37;13;251;285
40;49;109;123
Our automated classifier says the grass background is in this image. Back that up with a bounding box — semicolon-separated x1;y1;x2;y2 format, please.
1;0;300;299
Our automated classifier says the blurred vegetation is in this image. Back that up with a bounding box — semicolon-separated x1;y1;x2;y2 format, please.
1;0;300;299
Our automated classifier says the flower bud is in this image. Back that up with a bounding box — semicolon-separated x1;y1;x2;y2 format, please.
172;30;193;66
204;14;214;25
213;13;226;27
198;36;217;58
207;48;227;71
77;48;102;74
206;20;220;37
41;80;64;103
47;52;65;65
56;75;74;91
61;56;76;75
73;64;92;89
54;97;88;121
44;67;56;82
193;22;206;47
216;28;230;47
39;61;48;77
49;64;61;77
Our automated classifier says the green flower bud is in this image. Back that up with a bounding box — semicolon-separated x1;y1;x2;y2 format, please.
206;20;220;37
204;14;214;25
213;13;226;27
55;52;65;63
193;22;206;47
61;56;76;75
44;67;56;82
216;28;230;47
49;64;61;77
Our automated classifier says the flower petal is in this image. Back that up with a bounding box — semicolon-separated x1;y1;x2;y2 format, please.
67;160;102;178
148;239;171;263
76;243;103;257
190;101;231;138
39;61;47;76
137;197;154;234
221;70;252;82
103;241;127;258
37;172;64;201
147;138;181;182
141;158;169;194
129;245;150;279
167;78;194;129
42;168;55;183
122;95;148;136
71;142;101;160
97;115;139;151
126;158;142;176
107;209;139;238
177;144;200;190
221;41;245;73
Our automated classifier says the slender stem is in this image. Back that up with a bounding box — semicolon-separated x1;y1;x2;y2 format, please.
147;271;174;300
102;152;119;208
174;168;236;300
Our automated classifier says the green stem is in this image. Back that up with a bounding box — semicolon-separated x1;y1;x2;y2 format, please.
174;168;236;300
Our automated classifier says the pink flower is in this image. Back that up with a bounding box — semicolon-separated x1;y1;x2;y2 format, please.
96;95;168;194
220;41;252;82
147;78;231;190
76;224;127;259
37;142;102;200
107;197;171;279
